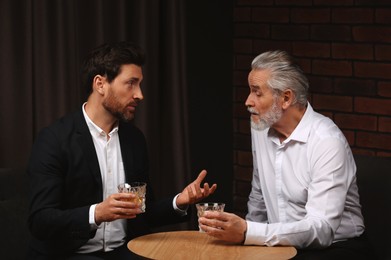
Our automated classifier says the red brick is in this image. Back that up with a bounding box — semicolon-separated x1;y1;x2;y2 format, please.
376;9;391;23
293;42;330;58
252;8;290;23
295;58;311;74
312;94;353;112
234;165;252;182
291;8;330;23
233;195;249;214
355;97;391;115
332;8;374;24
355;0;391;6
235;86;250;103
332;43;373;60
235;55;253;70
233;119;239;133
272;25;309;40
234;102;249;118
355;62;391;80
311;25;351;41
236;0;273;5
313;60;352;76
352;148;376;156
318;111;334;119
356;131;391;150
234;7;252;22
341;130;355;146
234;133;252;150
234;39;253;54
334;78;376;96
233;151;238;164
379;117;391;133
377;151;391;157
307;76;333;93
234;23;270;38
353;26;391;43
375;45;391;61
237;151;253;166
235;180;252;197
253;40;292;54
314;0;354;5
378;81;391;97
233;71;248;86
335;113;377;131
276;0;312;5
238;118;251;135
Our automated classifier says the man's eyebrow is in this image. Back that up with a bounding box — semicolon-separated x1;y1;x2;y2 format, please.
128;77;140;82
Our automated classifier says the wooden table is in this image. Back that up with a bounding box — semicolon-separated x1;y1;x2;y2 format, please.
128;230;297;259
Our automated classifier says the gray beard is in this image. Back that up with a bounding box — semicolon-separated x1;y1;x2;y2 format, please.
250;101;282;131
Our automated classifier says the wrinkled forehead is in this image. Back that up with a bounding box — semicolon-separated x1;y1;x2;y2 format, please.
248;69;271;87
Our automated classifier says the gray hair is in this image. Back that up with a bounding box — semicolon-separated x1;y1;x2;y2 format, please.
251;50;308;106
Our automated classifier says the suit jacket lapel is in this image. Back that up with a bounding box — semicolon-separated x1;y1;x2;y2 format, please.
118;121;134;182
74;110;103;194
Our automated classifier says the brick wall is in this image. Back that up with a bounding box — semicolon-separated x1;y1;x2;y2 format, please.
233;0;391;217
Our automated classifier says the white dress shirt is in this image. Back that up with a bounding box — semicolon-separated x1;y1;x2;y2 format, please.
78;103;127;253
78;103;186;253
244;102;364;249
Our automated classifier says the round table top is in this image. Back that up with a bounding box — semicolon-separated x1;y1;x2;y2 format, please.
128;230;297;259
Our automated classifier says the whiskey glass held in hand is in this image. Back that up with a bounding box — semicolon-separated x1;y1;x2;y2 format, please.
196;202;225;232
118;182;147;212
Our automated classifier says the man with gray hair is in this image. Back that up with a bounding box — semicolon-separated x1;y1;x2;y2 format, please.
199;50;374;259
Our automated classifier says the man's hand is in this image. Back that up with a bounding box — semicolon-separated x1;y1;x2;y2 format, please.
175;170;217;209
94;193;143;225
198;211;247;244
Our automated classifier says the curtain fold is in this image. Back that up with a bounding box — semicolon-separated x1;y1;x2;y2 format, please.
0;0;191;215
0;0;34;167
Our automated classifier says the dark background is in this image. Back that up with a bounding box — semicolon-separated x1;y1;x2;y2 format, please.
0;0;234;233
186;1;233;211
1;0;391;259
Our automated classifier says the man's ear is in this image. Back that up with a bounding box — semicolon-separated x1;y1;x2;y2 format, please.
282;89;294;109
93;75;106;95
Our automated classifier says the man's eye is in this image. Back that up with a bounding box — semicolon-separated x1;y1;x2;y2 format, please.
251;90;261;96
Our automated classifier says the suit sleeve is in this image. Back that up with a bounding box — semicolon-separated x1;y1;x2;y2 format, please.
28;126;93;241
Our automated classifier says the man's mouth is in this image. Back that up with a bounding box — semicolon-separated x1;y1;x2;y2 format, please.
247;107;259;115
127;102;138;109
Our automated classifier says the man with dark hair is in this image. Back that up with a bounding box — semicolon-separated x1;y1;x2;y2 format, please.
28;41;217;259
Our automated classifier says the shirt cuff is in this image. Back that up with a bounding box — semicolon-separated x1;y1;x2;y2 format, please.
89;204;99;230
173;194;188;216
244;220;266;245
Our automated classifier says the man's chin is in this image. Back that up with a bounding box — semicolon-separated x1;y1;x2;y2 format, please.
250;119;268;131
122;115;135;122
118;112;135;122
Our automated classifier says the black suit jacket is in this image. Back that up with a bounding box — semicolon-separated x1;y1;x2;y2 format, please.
27;109;188;257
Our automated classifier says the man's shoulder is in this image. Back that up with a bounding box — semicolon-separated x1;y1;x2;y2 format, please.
47;109;81;125
38;110;85;137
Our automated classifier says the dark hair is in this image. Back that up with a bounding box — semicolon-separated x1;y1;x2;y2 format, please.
81;41;145;95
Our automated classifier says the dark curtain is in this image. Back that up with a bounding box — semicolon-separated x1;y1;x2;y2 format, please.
0;0;234;237
0;0;190;210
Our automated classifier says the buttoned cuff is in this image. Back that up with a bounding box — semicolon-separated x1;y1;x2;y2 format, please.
244;220;266;245
173;194;188;216
89;204;99;230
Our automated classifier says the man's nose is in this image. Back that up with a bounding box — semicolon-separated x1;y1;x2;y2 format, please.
245;94;253;107
134;86;144;101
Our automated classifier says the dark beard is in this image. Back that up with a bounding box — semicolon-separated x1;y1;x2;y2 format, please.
102;91;135;122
